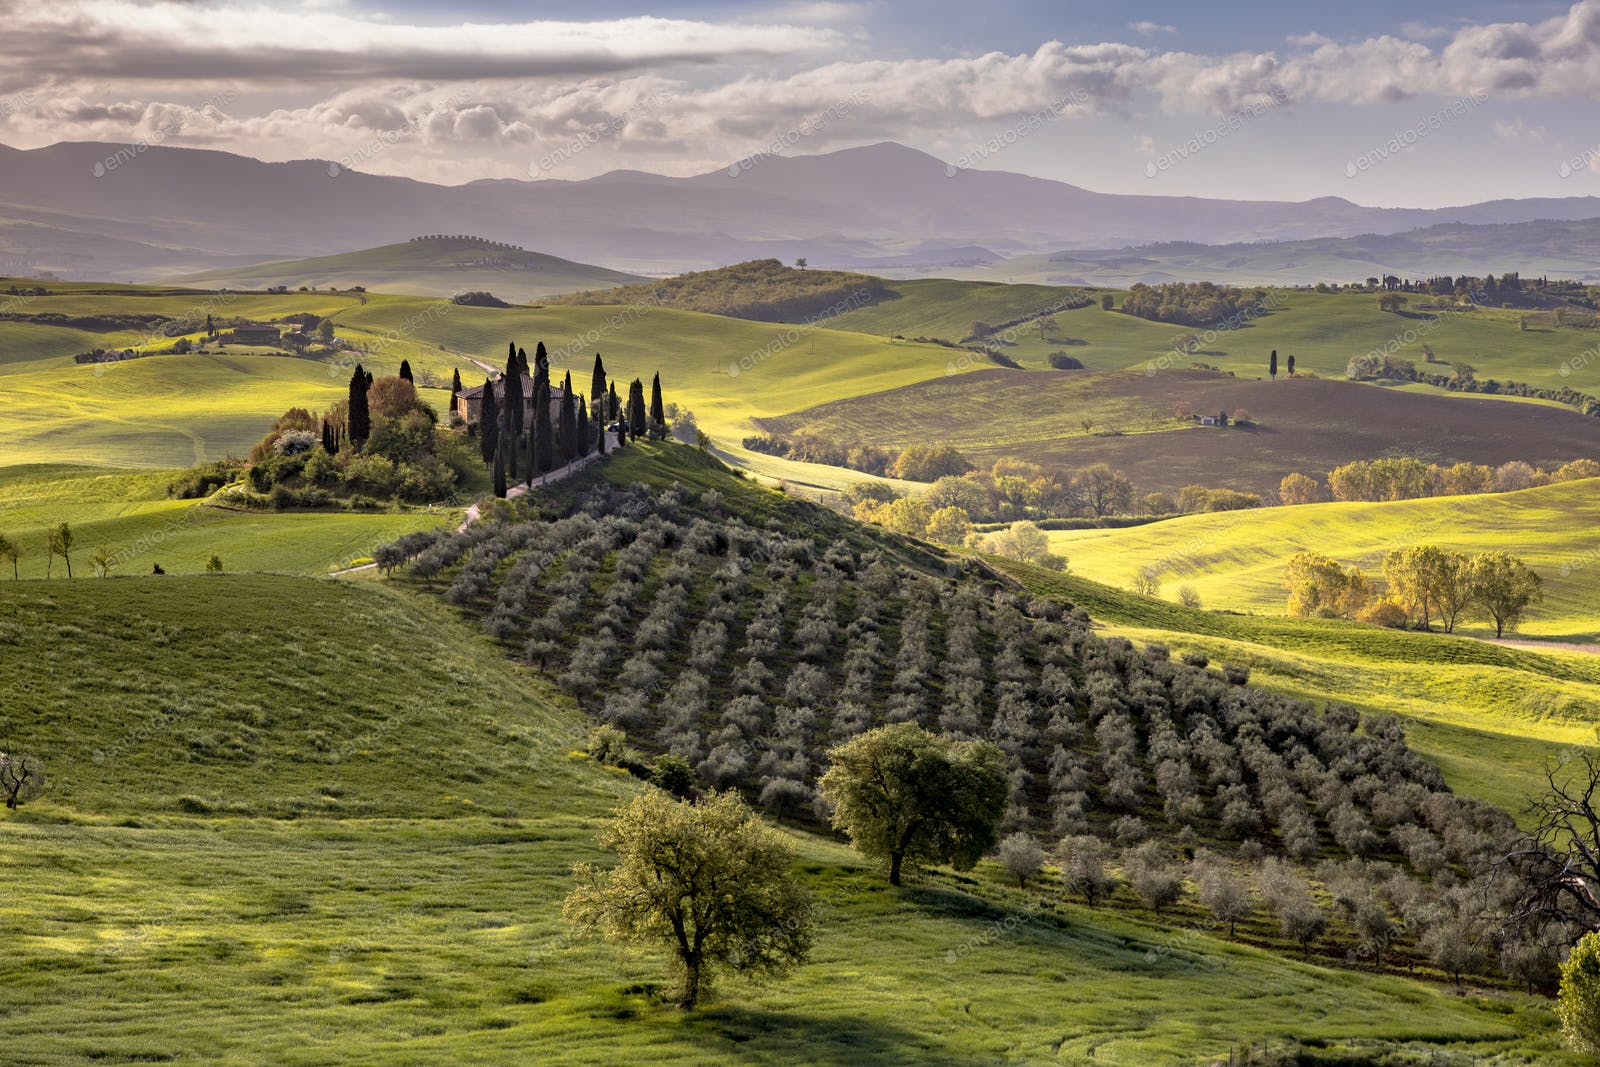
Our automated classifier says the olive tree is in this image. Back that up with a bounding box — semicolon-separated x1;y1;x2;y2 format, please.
0;752;44;809
564;790;813;1008
818;723;1007;886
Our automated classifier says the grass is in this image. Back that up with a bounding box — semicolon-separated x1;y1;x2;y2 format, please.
0;465;455;576
1047;478;1600;640
0;574;1575;1064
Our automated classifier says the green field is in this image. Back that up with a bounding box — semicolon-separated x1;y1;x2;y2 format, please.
827;278;1600;397
0;573;1575;1065
1049;479;1600;640
0;465;455;576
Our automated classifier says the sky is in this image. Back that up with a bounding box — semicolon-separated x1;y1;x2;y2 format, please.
1;0;1599;206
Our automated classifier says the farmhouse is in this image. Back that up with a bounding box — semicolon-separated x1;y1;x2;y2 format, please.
454;372;567;427
232;324;281;345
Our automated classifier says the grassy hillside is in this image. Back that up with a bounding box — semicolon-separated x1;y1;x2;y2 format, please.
762;367;1600;494
550;258;887;322
172;237;648;303
825;279;1600;398
0;465;453;576
0;572;1565;1064
1048;478;1600;639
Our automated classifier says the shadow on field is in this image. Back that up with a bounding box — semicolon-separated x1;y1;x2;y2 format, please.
690;1006;951;1065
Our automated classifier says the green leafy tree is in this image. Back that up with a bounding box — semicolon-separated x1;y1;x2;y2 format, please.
1561;931;1600;1054
564;790;813;1008
818;723;1008;886
1466;550;1543;637
317;318;334;342
205;554;223;573
46;523;73;578
347;365;371;449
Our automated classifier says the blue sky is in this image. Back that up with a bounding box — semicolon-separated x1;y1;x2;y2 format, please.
0;0;1597;205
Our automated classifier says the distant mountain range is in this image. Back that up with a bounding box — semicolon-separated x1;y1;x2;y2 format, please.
3;139;1600;282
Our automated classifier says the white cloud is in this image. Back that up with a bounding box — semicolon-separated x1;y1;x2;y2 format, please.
1493;116;1548;142
1286;32;1332;48
1129;21;1177;37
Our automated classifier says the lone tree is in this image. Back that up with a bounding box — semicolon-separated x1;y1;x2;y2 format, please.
996;832;1045;888
1269;349;1278;380
1498;750;1600;940
0;533;18;580
818;722;1008;886
46;522;73;578
347;365;371;449
451;367;462;397
0;752;44;809
564;790;813;1009
1560;931;1600;1055
479;376;499;464
398;359;413;383
1467;550;1543;638
1287;353;1296;376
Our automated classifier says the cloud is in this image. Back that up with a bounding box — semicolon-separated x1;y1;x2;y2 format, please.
1286;32;1332;48
0;2;840;82
1129;21;1176;37
1492;116;1548;142
8;1;1600;184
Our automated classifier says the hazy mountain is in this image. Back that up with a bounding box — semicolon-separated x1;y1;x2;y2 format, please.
3;139;1600;281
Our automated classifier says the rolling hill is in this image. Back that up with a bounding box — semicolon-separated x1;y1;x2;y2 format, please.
1047;478;1600;641
174;237;648;303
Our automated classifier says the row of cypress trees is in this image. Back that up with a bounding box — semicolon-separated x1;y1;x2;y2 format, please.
486;345;667;497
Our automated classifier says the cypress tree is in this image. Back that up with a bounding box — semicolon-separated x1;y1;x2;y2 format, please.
479;377;498;464
533;361;554;474
650;372;665;433
559;371;578;465
450;367;462;398
504;349;524;479
577;396;591;457
492;444;507;498
399;359;413;382
348;365;371;449
1287;354;1296;376
534;341;548;377
590;353;607;407
1269;350;1278;380
518;346;529;378
611;383;625;445
628;378;647;439
321;419;334;454
365;369;374;388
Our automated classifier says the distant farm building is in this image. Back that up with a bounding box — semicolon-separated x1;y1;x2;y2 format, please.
232;324;281;346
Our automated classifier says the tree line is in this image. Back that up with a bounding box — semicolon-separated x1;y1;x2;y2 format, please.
1285;546;1541;636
